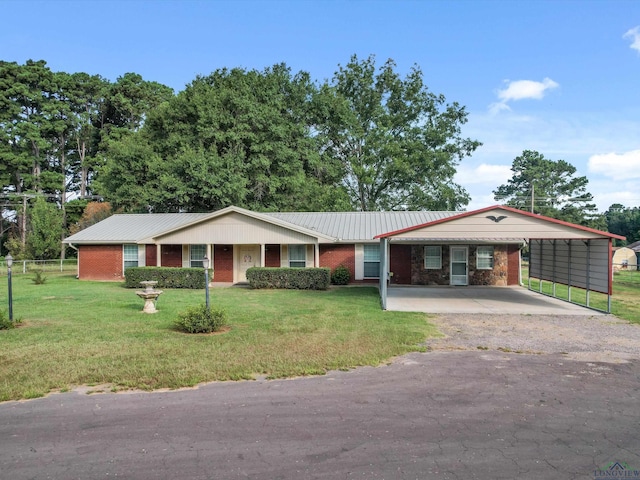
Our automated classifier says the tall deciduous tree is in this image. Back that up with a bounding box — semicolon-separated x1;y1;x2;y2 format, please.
314;55;480;211
605;204;640;245
493;150;603;228
96;64;349;212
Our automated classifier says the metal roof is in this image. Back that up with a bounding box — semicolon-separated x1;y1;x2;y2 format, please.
64;213;208;243
63;208;460;244
266;211;458;241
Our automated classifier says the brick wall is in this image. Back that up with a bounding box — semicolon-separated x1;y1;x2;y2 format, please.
319;244;355;280
79;245;123;280
161;245;182;267
265;244;280;267
145;245;157;266
213;245;233;282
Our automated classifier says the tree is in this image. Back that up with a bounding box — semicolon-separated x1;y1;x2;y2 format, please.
314;55;480;211
96;64;349;212
25;197;63;260
68;201;112;235
493;150;603;228
605;204;640;245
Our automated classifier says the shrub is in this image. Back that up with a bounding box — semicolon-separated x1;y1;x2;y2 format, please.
31;270;47;285
0;310;15;330
175;304;227;334
331;265;351;285
246;267;330;290
125;267;210;289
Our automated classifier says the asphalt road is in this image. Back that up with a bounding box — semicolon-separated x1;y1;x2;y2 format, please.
1;349;639;479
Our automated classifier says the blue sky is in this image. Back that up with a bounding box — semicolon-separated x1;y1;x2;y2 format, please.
2;0;640;212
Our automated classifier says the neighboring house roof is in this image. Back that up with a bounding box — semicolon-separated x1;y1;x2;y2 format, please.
626;240;640;252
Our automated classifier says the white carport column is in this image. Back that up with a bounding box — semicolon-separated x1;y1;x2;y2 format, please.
379;238;389;310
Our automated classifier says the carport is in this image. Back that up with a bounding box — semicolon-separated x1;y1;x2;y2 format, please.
376;205;625;313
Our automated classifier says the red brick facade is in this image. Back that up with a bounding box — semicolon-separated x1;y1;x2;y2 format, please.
79;245;124;281
319;244;355;280
77;241;521;286
213;245;234;282
145;245;157;266
265;244;281;267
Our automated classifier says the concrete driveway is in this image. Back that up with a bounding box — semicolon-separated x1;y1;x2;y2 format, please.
386;285;603;314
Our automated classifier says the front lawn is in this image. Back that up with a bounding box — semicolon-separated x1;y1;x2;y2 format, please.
0;274;437;401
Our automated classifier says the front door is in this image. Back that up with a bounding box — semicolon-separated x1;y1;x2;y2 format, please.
237;245;260;283
450;246;468;286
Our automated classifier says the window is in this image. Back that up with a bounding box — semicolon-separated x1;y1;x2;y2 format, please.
363;244;380;278
123;244;138;269
190;244;206;268
476;246;494;270
424;246;442;269
288;245;306;268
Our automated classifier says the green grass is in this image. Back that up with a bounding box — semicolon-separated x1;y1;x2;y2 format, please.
0;275;437;401
523;267;640;323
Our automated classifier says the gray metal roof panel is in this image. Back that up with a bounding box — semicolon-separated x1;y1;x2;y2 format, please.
64;213;209;243
266;211;458;240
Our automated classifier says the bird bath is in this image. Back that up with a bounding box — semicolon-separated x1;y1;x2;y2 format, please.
136;281;163;314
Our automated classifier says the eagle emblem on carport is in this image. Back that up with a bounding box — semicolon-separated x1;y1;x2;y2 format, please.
486;215;507;223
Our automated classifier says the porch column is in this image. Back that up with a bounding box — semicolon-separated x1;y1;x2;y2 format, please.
260;244;265;267
156;244;161;267
314;243;320;267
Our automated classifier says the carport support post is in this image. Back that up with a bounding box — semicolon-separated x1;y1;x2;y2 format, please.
379;238;388;310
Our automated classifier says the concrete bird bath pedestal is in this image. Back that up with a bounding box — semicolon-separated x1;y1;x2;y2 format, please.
136;281;163;314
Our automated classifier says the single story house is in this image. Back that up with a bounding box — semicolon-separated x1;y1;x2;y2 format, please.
64;205;624;309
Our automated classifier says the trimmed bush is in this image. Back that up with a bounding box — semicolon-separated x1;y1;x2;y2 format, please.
175;304;227;334
125;267;210;289
331;265;351;285
246;267;330;290
31;270;47;285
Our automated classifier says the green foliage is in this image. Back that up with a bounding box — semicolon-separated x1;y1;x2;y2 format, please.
606;204;640;245
331;265;351;285
174;303;227;334
97;64;349;212
124;267;209;289
26;197;64;260
493;150;603;228
31;270;47;285
246;267;331;290
315;54;480;211
0;310;14;330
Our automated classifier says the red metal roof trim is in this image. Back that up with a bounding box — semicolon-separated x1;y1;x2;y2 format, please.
374;205;626;240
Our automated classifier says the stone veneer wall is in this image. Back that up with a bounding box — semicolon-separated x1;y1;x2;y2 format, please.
410;244;510;286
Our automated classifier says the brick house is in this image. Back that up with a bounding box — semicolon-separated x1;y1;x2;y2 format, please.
63;205;622;298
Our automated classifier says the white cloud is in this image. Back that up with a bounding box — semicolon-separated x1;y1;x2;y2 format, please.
455;163;512;185
490;78;559;114
588;149;640;180
497;78;559;102
624;26;640;53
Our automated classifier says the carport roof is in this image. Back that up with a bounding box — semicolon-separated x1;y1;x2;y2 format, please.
375;205;625;241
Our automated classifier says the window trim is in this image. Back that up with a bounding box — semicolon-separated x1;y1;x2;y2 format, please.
288;244;306;268
123;244;138;270
363;244;380;279
476;246;494;270
190;244;206;268
424;246;442;270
